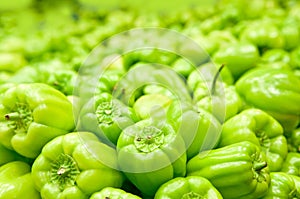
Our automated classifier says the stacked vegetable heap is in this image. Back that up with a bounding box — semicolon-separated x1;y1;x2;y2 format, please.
1;0;300;198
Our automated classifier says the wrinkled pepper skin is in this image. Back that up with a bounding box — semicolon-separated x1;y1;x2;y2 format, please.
154;176;223;199
236;68;300;133
0;83;75;158
261;172;300;199
117;119;187;197
31;132;124;199
213;43;260;80
0;161;41;199
187;141;270;199
218;108;288;171
90;187;141;199
281;152;300;177
78;92;138;146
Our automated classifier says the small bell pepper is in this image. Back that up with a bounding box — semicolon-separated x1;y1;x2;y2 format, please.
90;187;142;199
218;108;288;171
0;161;41;199
133;94;172;120
154;176;223;199
96;69;124;94
78;92;138;146
117;119;187;197
166;100;222;159
240;19;285;50
0;83;75;158
170;57;195;77
281;17;300;50
236;68;300;133
290;46;300;69
256;48;291;70
0;52;27;72
31;132;124;199
261;172;300;198
281;152;300;177
212;43;260;80
187;141;270;199
288;127;300;152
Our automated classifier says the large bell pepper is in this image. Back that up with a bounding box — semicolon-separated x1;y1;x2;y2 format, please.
236;68;300;133
261;172;300;198
31;132;124;199
218;108;288;171
154;176;223;199
0;83;75;158
90;187;141;199
78;92;138;146
117;119;187;197
281;152;300;177
187;141;270;199
0;161;41;199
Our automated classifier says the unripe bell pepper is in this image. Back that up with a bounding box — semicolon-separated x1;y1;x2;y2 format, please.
90;187;141;199
154;176;223;199
78;92;138;146
187;141;270;199
261;172;300;198
0;161;41;199
218;108;288;171
287;128;300;152
31;132;124;199
281;152;300;177
0;83;75;158
117;119;187;197
236;68;300;133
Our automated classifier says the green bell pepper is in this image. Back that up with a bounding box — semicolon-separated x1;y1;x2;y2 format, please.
0;83;75;158
281;152;300;177
288;128;300;152
0;143;30;166
97;69;124;94
290;46;300;69
240;19;285;50
166;100;222;159
171;57;195;77
154;176;223;199
0;52;27;73
78;92;138;146
0;161;41;199
117;119;187;197
187;141;270;199
31;132;124;199
90;187;141;199
213;43;260;80
236;68;300;133
218;108;288;171
256;48;291;70
281;17;300;50
261;172;300;198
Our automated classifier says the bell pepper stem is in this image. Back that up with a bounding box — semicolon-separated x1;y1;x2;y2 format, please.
211;64;225;95
253;161;268;171
5;112;21;121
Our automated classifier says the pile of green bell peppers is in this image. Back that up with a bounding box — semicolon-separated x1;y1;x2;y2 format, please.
0;0;300;198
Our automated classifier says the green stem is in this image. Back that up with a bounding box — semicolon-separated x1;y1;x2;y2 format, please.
5;112;21;121
211;64;225;95
253;161;268;171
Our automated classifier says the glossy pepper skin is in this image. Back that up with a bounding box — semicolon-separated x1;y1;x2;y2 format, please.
236;68;300;133
0;161;41;199
287;128;300;152
0;143;30;166
261;172;300;198
166;100;222;159
187;141;270;199
0;83;75;158
213;43;260;80
117;119;187;197
281;152;300;177
90;187;141;199
78;92;138;146
154;176;223;199
218;108;288;171
31;132;124;199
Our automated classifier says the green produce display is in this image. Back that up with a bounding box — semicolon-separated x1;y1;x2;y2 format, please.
0;0;300;198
